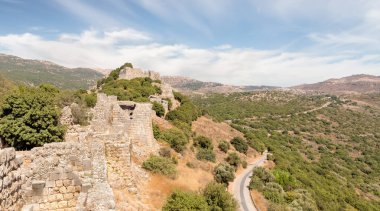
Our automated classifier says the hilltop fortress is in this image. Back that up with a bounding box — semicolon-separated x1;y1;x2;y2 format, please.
0;67;176;210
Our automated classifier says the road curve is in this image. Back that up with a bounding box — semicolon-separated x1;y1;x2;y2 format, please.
232;152;268;211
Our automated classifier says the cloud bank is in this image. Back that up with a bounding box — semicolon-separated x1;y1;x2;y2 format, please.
0;28;379;87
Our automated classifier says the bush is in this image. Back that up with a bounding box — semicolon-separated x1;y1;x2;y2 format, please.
101;77;161;102
202;182;238;211
160;128;188;152
166;92;201;124
196;148;216;162
214;163;235;185
194;136;213;149
159;147;172;158
225;152;241;168
218;140;230;153
153;124;161;139
97;62;133;87
70;103;91;126
84;93;97;107
142;155;177;178
230;137;248;154
242;160;248;168
163;190;209;211
152;102;165;117
0;85;65;150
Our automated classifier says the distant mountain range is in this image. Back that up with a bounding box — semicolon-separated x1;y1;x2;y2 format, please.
0;54;103;89
0;53;378;94
292;74;380;94
161;76;277;94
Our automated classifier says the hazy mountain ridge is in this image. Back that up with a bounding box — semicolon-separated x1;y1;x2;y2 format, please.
0;54;103;89
292;74;380;94
161;76;277;94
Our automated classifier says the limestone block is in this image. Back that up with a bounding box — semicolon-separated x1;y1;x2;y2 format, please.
63;179;72;187
56;180;63;187
59;186;67;194
32;180;45;192
56;194;64;201
64;193;74;200
67;186;75;193
81;183;91;193
48;194;56;202
58;201;67;208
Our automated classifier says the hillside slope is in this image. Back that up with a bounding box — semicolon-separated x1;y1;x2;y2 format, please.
162;76;276;94
292;74;380;94
0;54;103;89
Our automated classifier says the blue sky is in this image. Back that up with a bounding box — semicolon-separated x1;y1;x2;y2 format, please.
0;0;379;86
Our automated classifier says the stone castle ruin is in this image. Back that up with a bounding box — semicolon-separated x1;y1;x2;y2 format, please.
1;89;166;211
0;66;178;210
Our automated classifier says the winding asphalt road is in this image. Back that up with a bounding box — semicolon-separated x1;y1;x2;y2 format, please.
232;152;268;211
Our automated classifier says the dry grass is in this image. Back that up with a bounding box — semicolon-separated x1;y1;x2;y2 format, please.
144;150;214;210
251;190;268;211
152;115;173;130
192;116;244;141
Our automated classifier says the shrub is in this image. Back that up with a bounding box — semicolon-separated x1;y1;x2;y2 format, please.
71;103;91;126
153;124;161;139
196;148;216;162
163;190;209;211
159;147;172;158
194;136;213;149
84;93;97;107
97;62;133;87
214;163;235;185
166;92;201;124
152;102;165;117
272;169;297;191
142;155;177;178
160;128;188;152
202;182;238;211
242;160;248;168
186;162;196;168
230;137;248;154
101;77;161;102
218;141;230;153
225;152;241;168
0;85;65;150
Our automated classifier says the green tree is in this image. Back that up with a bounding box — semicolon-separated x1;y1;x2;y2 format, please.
194;136;213;149
218;140;230;153
160;128;188;152
202;182;237;211
230;137;248;154
225;152;241;168
214;163;235;185
152;101;165;117
0;85;65;150
163;190;209;211
142;155;177;178
196;148;216;162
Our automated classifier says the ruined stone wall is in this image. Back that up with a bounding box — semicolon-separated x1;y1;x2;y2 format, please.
22;167;82;211
0;148;24;210
118;67;160;81
127;103;158;158
19;141;115;211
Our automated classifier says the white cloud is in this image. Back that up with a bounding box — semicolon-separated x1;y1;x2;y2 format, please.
0;29;378;87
